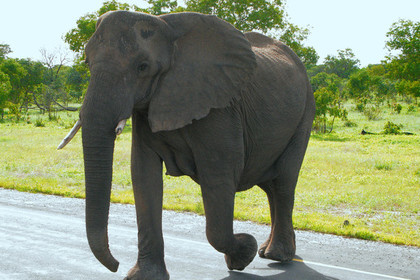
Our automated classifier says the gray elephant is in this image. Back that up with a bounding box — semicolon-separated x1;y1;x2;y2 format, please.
59;11;315;280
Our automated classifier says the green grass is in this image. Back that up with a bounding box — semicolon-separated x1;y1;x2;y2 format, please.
0;105;419;246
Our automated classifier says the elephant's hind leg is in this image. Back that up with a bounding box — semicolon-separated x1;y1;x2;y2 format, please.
258;125;312;262
258;180;296;262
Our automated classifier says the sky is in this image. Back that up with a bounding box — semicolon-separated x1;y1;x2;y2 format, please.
1;0;419;67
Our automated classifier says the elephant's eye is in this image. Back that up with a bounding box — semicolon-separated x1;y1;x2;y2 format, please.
137;62;149;73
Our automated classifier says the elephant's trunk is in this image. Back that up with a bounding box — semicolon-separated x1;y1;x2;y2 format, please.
82;128;119;272
80;74;131;273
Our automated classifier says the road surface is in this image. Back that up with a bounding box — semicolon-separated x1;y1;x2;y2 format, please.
0;188;418;280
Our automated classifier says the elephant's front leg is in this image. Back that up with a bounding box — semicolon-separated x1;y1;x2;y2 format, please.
126;126;169;280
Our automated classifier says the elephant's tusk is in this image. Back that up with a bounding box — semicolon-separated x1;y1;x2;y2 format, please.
57;120;82;150
115;119;127;136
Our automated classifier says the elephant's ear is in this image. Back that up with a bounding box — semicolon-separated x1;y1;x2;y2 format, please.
148;12;256;132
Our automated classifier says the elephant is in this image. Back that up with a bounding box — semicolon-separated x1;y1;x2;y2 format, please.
58;10;315;280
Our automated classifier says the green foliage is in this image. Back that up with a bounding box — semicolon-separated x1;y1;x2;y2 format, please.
407;105;417;113
363;105;382;121
182;0;286;33
324;48;360;79
0;70;11;118
7;102;21;121
0;58;34;119
375;161;393;171
34;117;46;127
311;72;341;93
0;59;27;105
311;72;347;133
64;14;97;55
392;103;402;114
385;19;419;82
385;19;419;102
0;44;12;60
0;45;84;119
347;67;395;114
383;121;403;135
65;62;90;101
140;0;181;15
395;79;419;102
277;22;319;68
344;119;357;127
64;1;141;56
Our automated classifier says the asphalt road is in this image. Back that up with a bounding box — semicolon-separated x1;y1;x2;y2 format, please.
0;188;418;280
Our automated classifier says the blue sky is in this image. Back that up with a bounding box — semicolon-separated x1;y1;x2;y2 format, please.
1;0;419;66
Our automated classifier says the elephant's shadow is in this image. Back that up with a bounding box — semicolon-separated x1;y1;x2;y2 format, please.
220;258;339;280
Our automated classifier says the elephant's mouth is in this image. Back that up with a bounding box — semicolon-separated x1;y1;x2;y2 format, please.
134;67;164;110
57;118;127;149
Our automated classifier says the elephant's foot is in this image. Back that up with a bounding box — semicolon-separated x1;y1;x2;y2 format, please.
224;233;258;271
258;238;270;258
124;260;169;280
258;232;296;263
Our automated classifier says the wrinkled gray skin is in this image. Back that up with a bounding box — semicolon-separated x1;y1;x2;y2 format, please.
80;10;315;280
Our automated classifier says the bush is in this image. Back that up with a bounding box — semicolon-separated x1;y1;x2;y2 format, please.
392;103;402;114
355;103;365;112
48;113;61;122
34;118;45;127
363;106;382;120
383;121;402;135
344;120;358;127
407;105;417;113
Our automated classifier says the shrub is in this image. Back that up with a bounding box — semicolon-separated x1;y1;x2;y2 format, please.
383;121;402;135
34;118;45;127
375;161;393;171
407;105;417;113
355;103;365;112
344;120;357;127
48;114;61;122
363;106;382;120
392;103;402;114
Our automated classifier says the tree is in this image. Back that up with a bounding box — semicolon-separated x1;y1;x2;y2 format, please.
180;0;286;33
324;48;360;79
34;48;77;116
64;0;141;56
17;58;45;111
0;70;11;119
347;68;395;119
0;44;12;61
64;61;90;101
140;0;180;15
311;72;341;94
276;23;319;68
385;19;419;102
395;79;420;102
0;59;27;105
311;72;346;133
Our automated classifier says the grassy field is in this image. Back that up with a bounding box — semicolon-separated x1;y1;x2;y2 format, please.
0;104;419;246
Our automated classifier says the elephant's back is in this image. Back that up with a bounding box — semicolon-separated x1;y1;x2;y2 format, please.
238;33;310;188
244;32;308;113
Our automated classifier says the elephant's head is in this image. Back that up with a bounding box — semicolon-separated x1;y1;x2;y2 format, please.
58;11;256;272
